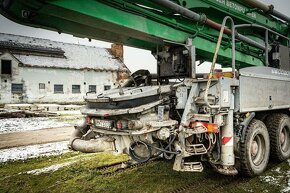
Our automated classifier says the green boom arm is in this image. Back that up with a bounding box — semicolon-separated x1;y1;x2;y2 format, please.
0;0;289;68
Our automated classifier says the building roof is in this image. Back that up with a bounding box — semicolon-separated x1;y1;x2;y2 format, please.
0;33;129;72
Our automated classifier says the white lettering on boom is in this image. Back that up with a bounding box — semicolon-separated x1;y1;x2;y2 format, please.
215;0;257;19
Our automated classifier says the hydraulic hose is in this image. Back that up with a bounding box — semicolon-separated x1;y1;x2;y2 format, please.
129;141;152;163
129;135;180;163
240;112;256;143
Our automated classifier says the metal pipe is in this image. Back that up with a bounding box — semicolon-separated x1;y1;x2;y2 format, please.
235;24;290;61
237;34;265;50
70;137;114;153
243;0;270;12
271;9;290;24
244;0;290;23
235;24;290;41
152;0;265;50
69;122;114;153
151;0;206;23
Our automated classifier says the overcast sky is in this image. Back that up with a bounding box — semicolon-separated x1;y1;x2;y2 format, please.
0;0;288;73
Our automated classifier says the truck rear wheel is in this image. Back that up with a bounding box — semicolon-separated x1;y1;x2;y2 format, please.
265;114;290;162
240;119;270;177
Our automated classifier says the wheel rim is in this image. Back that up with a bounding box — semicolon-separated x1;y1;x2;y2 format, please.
250;133;266;166
280;126;290;153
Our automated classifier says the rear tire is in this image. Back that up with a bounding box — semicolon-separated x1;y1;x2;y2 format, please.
265;114;290;162
240;119;270;177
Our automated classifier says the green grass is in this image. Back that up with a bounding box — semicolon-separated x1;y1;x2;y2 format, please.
0;153;289;193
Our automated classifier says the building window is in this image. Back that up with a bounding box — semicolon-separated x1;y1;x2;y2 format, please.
72;85;81;93
104;85;111;90
89;85;96;93
11;83;23;93
39;83;45;89
1;60;12;75
54;84;63;94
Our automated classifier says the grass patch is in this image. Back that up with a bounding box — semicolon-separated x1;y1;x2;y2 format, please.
0;153;289;193
0;152;81;178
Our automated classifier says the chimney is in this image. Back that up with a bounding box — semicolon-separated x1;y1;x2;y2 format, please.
111;43;124;62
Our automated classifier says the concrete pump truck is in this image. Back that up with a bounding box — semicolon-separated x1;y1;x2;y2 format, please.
1;0;289;176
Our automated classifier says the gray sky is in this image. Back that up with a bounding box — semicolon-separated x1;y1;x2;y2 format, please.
0;0;288;73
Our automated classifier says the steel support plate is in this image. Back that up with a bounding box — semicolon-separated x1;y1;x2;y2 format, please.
239;67;290;112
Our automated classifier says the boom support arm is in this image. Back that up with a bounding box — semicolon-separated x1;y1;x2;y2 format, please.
1;0;289;68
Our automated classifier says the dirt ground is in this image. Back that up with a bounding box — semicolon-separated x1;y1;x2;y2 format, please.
0;126;74;149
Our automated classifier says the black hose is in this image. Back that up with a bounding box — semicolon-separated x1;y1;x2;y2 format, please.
240;112;255;143
129;141;152;163
163;135;175;160
147;143;180;155
129;136;180;163
154;134;178;157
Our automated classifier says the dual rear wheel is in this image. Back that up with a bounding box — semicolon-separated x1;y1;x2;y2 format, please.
266;114;290;162
240;114;290;177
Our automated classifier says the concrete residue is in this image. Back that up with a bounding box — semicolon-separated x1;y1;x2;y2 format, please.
24;154;98;175
25;162;75;175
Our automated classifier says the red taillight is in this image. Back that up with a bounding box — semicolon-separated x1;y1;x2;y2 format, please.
87;116;91;124
116;120;128;129
190;121;219;133
116;120;122;129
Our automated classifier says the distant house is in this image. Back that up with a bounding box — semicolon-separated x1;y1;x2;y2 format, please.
0;33;129;104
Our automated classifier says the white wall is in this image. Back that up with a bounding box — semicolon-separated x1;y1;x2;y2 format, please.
0;56;118;104
0;53;22;104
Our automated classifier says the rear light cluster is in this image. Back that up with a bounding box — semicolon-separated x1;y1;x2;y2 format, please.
190;121;219;133
87;116;143;130
116;120;143;130
116;120;128;130
87;116;91;124
87;116;96;125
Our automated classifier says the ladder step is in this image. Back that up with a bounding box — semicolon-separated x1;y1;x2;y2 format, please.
182;162;204;172
186;144;207;155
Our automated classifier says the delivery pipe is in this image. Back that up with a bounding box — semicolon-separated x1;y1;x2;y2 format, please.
151;0;265;50
243;0;269;12
69;137;114;153
69;121;114;153
244;0;290;24
271;9;290;24
151;0;207;23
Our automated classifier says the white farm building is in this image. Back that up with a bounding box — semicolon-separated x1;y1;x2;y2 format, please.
0;33;129;105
